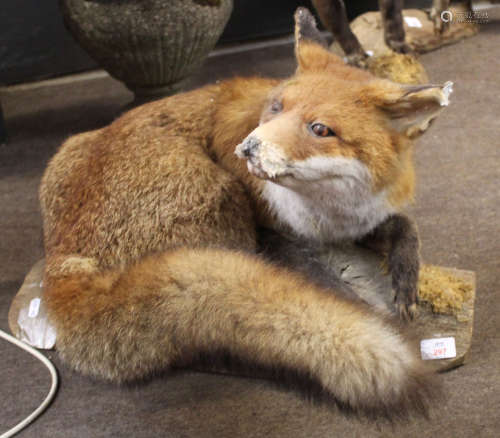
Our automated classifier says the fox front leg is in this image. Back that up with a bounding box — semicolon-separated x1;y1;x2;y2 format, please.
359;214;420;320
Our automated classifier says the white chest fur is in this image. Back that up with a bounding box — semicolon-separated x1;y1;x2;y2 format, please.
262;157;394;242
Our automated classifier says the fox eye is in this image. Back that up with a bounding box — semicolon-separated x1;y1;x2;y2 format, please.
270;100;283;114
310;123;335;137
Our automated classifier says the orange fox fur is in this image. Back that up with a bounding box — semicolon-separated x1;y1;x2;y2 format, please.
39;9;451;417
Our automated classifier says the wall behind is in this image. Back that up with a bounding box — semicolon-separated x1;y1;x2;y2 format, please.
0;0;96;85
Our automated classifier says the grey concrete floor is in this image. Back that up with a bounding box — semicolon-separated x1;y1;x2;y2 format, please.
1;14;499;438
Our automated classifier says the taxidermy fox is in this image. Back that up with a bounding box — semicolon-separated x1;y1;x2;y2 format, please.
40;9;452;417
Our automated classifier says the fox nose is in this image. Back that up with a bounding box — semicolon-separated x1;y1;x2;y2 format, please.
236;136;260;159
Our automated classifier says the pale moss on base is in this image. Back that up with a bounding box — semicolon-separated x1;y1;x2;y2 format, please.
418;265;473;315
367;53;429;85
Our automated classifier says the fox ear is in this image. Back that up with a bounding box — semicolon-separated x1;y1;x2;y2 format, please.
375;81;454;138
294;7;339;72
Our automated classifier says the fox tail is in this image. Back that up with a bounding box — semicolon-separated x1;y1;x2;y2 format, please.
44;247;438;418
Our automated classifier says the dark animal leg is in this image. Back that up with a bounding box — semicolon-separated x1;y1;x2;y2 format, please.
311;0;368;67
379;0;413;53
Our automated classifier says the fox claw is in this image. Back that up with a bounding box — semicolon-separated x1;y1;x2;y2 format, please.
394;285;419;321
396;299;419;321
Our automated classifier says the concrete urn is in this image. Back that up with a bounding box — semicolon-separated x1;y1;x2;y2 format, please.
59;0;233;101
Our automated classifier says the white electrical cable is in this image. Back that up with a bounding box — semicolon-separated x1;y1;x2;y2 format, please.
0;329;58;438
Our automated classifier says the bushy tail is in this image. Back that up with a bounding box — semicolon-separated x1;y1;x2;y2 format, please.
44;248;438;417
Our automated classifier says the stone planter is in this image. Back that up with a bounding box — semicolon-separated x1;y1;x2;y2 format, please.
59;0;233;101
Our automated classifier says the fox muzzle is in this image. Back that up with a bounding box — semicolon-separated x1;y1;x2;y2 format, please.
235;136;260;159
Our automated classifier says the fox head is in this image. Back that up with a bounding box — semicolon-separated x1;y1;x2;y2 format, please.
236;8;452;214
